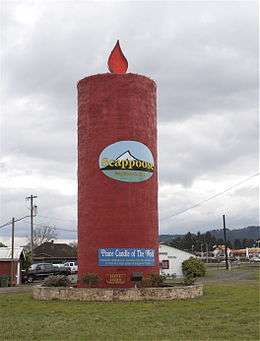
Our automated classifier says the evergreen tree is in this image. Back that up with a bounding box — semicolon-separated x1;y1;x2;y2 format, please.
234;239;242;249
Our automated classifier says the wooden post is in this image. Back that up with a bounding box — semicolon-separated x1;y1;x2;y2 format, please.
222;215;229;270
10;217;15;286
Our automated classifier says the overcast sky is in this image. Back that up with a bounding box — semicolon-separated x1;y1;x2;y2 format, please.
0;1;259;247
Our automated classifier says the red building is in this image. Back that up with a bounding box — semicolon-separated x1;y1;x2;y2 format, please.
77;43;159;288
0;247;25;286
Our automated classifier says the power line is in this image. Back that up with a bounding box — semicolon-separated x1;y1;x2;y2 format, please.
56;228;77;233
0;220;76;236
0;215;30;229
0;221;12;229
34;223;77;233
160;172;260;222
37;215;76;223
1;173;258;229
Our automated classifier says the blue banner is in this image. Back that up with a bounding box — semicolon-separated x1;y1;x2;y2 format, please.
98;248;155;266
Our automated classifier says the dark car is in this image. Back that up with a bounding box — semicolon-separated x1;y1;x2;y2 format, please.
24;263;71;283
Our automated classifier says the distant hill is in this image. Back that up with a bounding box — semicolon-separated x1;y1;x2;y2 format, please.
209;226;259;242
159;226;260;243
159;234;180;243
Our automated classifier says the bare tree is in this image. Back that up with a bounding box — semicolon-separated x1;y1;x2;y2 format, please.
69;241;78;254
27;225;57;249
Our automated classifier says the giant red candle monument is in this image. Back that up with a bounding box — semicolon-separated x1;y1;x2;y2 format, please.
77;41;159;288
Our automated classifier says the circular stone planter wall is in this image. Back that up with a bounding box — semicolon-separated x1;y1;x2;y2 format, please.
32;285;203;302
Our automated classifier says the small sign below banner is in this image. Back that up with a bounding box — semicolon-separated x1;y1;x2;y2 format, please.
105;273;127;284
98;248;155;266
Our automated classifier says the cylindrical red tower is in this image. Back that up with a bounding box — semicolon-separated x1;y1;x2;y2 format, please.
77;43;158;288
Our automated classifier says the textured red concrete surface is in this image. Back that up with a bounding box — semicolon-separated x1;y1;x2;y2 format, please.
77;73;158;288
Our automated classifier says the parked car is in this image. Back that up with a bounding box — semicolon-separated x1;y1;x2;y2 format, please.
53;263;65;268
24;263;71;283
63;261;78;273
250;257;260;263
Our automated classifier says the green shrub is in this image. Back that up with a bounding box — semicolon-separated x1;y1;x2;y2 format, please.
182;257;206;285
0;275;11;287
43;275;71;287
82;273;100;287
140;272;166;287
182;257;206;277
183;275;195;286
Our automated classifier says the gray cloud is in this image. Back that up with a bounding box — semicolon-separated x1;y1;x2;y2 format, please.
0;1;258;243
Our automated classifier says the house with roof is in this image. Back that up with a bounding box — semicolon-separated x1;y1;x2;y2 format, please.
0;247;25;285
33;241;77;264
159;244;195;277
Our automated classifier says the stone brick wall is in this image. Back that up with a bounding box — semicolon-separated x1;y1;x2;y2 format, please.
33;285;203;302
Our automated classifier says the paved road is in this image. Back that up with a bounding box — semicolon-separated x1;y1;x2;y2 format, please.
0;286;32;294
199;264;259;283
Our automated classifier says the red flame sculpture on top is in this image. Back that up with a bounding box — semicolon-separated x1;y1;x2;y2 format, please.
108;40;128;74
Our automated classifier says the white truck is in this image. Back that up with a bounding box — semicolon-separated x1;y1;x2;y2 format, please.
63;261;78;273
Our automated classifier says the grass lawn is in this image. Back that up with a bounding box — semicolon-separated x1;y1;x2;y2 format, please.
0;267;259;341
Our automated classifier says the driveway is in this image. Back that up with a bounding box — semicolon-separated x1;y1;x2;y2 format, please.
0;286;32;294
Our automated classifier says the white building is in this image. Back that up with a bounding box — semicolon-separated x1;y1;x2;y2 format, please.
159;244;195;278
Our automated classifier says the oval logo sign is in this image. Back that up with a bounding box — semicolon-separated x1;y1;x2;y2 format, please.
99;140;154;183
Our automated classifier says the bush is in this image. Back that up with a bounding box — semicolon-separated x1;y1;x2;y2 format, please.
140;272;166;287
183;275;195;286
43;275;71;287
82;273;100;287
182;257;206;285
0;275;11;287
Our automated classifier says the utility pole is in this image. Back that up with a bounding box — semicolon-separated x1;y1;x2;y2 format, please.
206;242;209;263
26;195;37;264
10;217;15;286
222;214;229;270
1;214;34;285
